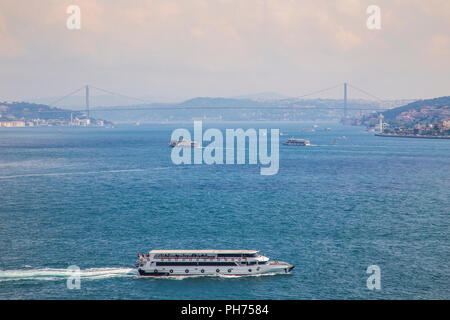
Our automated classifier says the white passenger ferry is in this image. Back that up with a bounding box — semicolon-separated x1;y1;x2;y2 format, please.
168;137;200;148
283;138;310;146
135;250;294;277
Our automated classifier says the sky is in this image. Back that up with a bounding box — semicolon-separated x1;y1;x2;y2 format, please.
0;0;449;102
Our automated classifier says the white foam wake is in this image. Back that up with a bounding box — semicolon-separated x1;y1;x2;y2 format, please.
0;268;281;282
0;267;137;282
0;169;145;180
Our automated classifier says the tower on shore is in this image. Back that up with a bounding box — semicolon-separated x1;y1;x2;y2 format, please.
379;113;384;133
85;85;90;118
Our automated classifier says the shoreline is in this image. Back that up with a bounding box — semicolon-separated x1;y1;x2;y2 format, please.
375;133;450;139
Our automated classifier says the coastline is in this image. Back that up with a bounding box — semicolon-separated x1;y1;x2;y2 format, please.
375;133;450;139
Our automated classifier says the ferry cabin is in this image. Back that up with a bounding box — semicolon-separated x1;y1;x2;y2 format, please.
141;250;268;266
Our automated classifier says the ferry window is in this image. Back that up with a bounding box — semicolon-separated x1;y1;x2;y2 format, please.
258;261;267;265
198;262;236;266
156;262;198;266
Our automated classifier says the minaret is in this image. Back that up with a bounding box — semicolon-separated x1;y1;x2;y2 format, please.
379;114;384;133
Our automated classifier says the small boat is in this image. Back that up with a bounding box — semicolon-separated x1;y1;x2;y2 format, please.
283;138;310;146
135;249;294;277
169;137;200;148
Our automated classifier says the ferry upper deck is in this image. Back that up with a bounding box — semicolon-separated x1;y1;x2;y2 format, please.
146;250;265;260
149;250;258;255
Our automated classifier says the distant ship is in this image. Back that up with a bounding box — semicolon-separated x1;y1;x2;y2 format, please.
168;137;200;148
135;249;294;277
283;138;310;146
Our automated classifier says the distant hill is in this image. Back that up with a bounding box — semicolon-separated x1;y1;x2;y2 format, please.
232;92;291;101
382;96;450;122
352;96;450;127
0;101;81;120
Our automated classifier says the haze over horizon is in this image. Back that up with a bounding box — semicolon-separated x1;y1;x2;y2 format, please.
0;0;449;102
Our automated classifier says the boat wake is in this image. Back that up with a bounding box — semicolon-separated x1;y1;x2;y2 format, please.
0;169;146;180
0;268;280;282
0;267;137;282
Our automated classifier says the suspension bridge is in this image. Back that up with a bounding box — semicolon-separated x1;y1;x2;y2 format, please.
42;82;389;119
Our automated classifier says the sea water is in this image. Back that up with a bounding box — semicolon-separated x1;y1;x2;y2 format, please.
0;123;448;299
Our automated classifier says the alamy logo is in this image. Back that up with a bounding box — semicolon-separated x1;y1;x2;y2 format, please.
366;5;381;30
67;265;81;289
66;5;81;30
366;265;381;290
170;121;279;175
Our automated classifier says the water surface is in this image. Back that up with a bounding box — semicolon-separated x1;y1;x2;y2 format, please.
0;123;448;299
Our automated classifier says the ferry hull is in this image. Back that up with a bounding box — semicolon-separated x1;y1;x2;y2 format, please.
137;263;294;277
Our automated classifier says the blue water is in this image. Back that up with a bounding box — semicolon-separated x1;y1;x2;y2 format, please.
0;123;449;299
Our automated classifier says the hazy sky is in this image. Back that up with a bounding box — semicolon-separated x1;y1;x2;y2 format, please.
0;0;449;101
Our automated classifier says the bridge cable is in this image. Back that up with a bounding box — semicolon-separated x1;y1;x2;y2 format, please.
48;86;86;107
347;83;385;102
88;85;150;104
281;83;344;101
